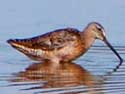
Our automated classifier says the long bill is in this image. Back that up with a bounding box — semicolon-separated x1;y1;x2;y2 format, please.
104;38;123;63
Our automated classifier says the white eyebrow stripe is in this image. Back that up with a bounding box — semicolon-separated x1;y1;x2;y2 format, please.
96;24;106;36
102;30;106;36
96;24;101;29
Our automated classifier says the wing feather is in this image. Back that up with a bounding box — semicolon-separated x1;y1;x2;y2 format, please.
30;28;80;51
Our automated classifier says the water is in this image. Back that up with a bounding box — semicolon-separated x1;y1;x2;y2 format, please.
0;0;125;94
1;43;125;94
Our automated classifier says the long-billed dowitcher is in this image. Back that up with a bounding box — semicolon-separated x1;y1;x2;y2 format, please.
7;22;123;64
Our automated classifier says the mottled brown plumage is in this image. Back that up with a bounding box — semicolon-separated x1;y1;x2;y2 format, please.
7;22;123;64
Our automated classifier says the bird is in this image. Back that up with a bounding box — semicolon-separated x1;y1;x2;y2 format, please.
7;22;123;64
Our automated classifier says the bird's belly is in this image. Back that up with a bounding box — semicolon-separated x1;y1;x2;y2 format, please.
56;44;85;62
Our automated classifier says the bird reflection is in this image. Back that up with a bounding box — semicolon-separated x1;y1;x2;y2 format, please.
10;60;104;94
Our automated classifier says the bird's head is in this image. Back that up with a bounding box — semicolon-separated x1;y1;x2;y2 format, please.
87;22;106;41
86;22;123;62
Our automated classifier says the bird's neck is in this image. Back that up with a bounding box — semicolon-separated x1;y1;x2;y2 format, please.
80;28;95;50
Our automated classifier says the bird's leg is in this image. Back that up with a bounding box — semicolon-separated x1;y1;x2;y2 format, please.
50;57;61;70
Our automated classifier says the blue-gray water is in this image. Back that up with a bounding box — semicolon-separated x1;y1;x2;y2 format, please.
0;0;125;94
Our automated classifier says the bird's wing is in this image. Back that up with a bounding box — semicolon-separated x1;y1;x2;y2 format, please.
31;28;80;51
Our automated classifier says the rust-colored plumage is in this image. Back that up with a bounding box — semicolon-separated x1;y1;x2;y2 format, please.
7;22;123;64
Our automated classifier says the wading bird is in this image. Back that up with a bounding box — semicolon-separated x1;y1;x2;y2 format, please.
7;22;123;64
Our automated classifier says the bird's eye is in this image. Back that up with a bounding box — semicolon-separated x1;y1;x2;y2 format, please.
96;25;102;31
97;27;102;31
